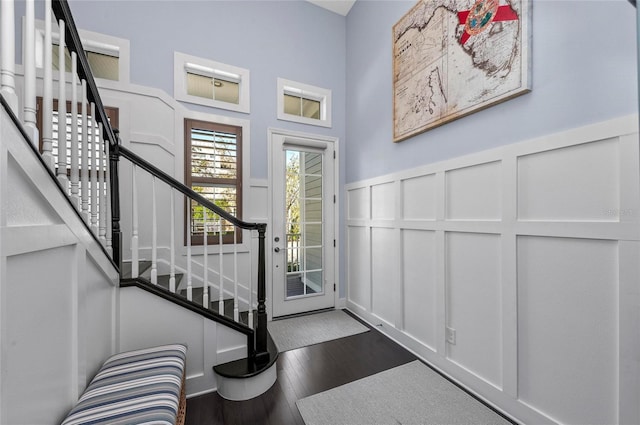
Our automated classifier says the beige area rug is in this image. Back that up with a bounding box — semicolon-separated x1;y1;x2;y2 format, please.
296;360;513;425
268;310;370;352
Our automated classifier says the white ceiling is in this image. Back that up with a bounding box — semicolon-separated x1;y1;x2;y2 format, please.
306;0;357;16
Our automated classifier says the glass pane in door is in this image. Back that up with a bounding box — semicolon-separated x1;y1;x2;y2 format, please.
285;149;323;298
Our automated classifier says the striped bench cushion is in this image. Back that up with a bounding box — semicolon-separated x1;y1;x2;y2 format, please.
61;344;187;425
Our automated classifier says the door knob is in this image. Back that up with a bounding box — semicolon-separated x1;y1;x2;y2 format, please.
274;247;281;253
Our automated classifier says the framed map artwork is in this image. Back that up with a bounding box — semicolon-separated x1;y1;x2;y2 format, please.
392;0;531;142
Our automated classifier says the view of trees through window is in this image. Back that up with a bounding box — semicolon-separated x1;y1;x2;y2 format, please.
185;119;242;245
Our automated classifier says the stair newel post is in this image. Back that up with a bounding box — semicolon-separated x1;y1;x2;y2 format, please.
109;130;122;269
255;223;268;361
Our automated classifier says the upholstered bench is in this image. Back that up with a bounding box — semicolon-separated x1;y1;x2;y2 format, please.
60;344;187;425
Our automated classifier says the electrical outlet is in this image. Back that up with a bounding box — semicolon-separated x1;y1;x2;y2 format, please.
446;327;456;345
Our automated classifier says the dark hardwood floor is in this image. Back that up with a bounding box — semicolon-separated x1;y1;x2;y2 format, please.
185;311;416;425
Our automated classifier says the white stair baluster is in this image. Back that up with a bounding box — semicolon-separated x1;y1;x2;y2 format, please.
80;81;89;222
131;165;139;278
42;0;54;171
57;21;68;190
23;0;38;145
248;232;253;329
98;123;107;246
186;200;193;301
70;53;80;209
203;206;209;307
0;0;18;113
151;176;157;285
169;190;176;293
218;215;224;316
105;140;112;256
90;103;98;235
234;225;239;322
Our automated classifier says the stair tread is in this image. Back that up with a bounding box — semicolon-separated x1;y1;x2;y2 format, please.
129;275;255;326
120;260;152;279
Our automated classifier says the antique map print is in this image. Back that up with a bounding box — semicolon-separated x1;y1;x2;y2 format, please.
393;0;531;142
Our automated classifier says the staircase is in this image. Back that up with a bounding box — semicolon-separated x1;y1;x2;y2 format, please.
0;0;277;401
121;259;279;400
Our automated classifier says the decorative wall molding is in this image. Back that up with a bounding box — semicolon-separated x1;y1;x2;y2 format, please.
346;114;640;425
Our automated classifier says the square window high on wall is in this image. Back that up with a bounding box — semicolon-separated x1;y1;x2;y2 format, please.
277;78;331;128
175;52;250;114
30;19;130;83
185;118;243;245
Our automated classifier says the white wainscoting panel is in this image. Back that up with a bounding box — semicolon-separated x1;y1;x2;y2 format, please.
446;232;502;389
5;246;75;425
347;187;369;220
446;161;502;221
371;227;397;325
1;105;120;424
347;226;370;311
402;174;436;220
517;236;618;425
371;182;395;220
346;115;640;425
402;229;437;350
517;138;620;221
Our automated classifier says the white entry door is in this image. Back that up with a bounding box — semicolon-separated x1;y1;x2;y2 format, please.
271;131;336;317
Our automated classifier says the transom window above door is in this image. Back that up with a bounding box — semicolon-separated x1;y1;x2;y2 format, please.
277;78;332;128
175;52;250;114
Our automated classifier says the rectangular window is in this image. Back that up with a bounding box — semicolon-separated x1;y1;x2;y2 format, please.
175;52;250;114
284;94;321;119
186;72;240;104
52;44;119;81
31;20;130;83
185;119;243;245
277;78;332;128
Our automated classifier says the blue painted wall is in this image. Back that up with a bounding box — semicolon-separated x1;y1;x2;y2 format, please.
67;0;347;181
345;0;638;183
